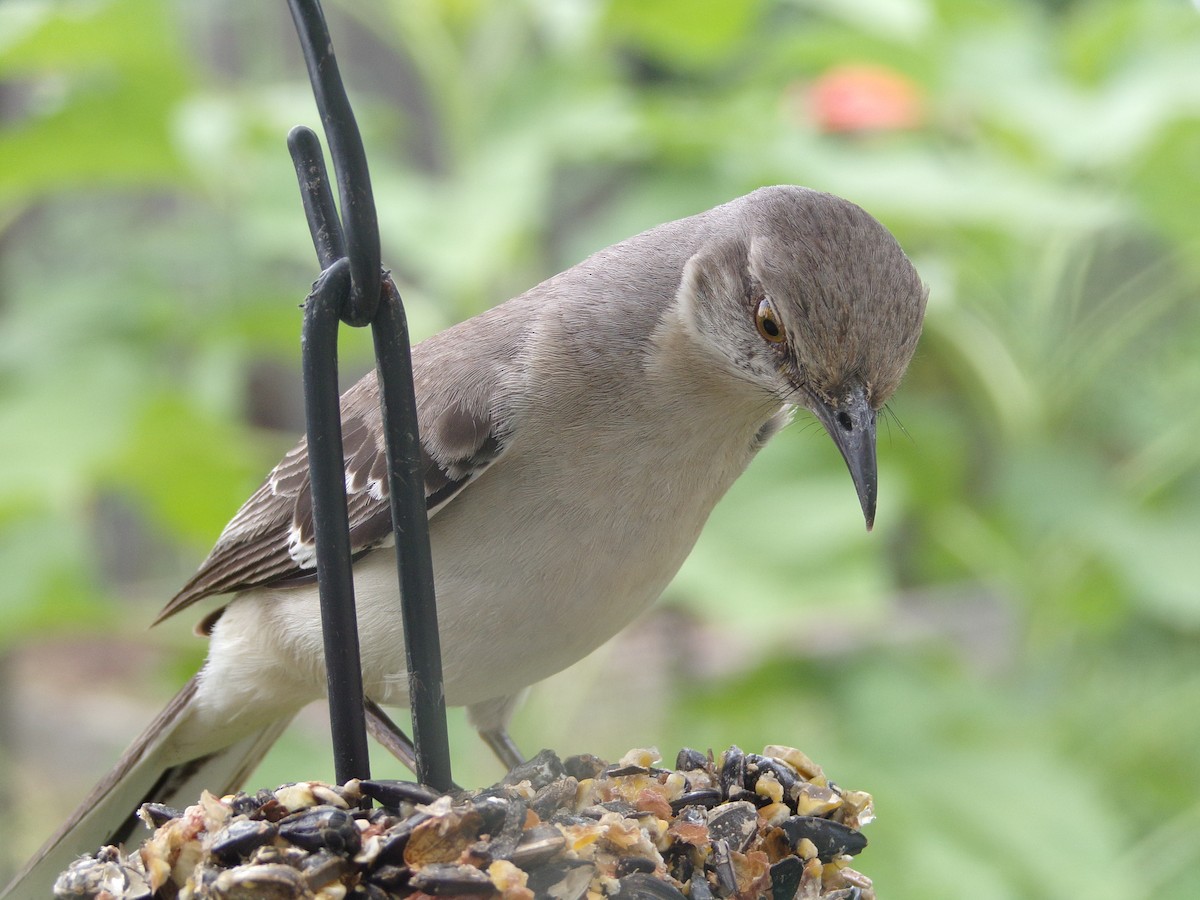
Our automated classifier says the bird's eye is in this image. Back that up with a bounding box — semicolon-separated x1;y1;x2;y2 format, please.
755;298;786;343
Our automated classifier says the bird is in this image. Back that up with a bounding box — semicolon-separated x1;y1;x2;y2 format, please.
6;184;926;897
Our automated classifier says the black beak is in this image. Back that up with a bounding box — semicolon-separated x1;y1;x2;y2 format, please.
811;385;877;531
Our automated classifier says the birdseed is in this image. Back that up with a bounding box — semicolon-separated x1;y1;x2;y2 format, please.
54;745;874;899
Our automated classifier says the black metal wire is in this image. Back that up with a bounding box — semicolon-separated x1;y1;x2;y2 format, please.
288;126;345;266
284;0;452;790
286;0;380;327
299;258;372;785
371;279;453;791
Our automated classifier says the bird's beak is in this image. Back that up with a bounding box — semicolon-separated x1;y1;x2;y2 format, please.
811;385;877;531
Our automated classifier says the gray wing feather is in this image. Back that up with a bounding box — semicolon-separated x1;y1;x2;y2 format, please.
155;307;527;626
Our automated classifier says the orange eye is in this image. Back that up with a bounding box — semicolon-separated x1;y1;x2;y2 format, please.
755;298;786;343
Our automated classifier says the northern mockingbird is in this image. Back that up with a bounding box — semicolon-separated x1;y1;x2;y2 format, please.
8;185;926;896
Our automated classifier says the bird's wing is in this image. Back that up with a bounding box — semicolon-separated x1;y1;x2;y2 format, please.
156;316;523;626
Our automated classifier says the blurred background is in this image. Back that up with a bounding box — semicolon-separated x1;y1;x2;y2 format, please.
2;0;1199;896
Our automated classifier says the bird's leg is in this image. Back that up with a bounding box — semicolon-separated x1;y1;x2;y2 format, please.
363;698;418;773
364;699;464;791
480;727;526;771
467;694;528;771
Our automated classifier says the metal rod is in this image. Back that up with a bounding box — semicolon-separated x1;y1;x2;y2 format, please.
286;0;380;326
284;0;453;790
288;125;346;267
372;277;452;790
300;258;372;785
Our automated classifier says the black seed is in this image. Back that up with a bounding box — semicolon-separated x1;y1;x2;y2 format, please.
278;806;361;855
744;754;800;798
354;882;393;900
614;871;687;898
530;777;578;821
358;779;440;808
689;871;715;900
779;816;867;860
708;839;737;896
769;856;805;900
559;753;604;782
601;762;670;778
743;791;774;809
663;843;694;884
706;801;759;854
139;803;183;828
674;748;711;773
372;812;430;866
563;753;606;780
209;819;278;860
468;794;512;834
615;856;658;877
481;797;527;861
719;746;747;799
670;790;722;813
501;748;566;790
508;824;566;869
300;849;352;890
368;865;411;891
408;862;493;895
526;859;594;900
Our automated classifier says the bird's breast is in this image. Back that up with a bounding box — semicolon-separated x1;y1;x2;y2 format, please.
353;398;768;707
228;370;777;714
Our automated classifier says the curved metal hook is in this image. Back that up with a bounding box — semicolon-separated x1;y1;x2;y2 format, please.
288;125;346;270
286;0;381;325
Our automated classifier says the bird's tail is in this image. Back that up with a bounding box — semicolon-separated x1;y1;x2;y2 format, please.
2;675;293;899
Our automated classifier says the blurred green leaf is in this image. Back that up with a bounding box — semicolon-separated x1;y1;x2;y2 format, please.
0;0;192;204
0;511;110;645
673;427;891;628
603;0;763;69
101;394;280;546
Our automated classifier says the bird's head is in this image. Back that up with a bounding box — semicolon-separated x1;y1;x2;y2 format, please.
678;186;928;529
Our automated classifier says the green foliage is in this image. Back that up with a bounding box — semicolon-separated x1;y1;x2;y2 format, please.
2;0;1198;895
0;0;192;204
